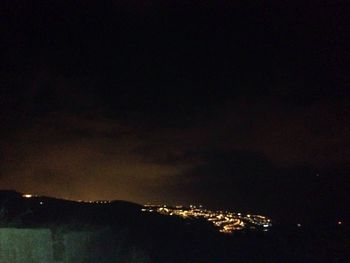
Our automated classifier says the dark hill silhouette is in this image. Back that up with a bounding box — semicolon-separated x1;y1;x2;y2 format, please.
0;190;349;262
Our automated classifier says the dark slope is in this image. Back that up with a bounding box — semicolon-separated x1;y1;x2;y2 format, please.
0;190;349;262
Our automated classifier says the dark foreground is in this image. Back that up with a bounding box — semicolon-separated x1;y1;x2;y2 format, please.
0;191;349;262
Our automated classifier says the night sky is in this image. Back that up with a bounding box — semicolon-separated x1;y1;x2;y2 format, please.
1;1;350;222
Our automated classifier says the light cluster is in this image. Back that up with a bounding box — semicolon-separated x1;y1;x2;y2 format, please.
22;194;111;204
143;204;272;234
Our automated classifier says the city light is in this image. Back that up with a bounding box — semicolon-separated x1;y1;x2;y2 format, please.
143;205;272;234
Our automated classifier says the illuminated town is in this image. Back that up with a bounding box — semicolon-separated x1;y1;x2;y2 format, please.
142;204;272;234
21;194;272;234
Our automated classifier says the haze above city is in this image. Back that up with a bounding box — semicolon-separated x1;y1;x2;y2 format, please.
1;0;349;223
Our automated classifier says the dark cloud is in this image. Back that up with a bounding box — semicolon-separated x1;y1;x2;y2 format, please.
1;1;350;220
158;149;350;222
